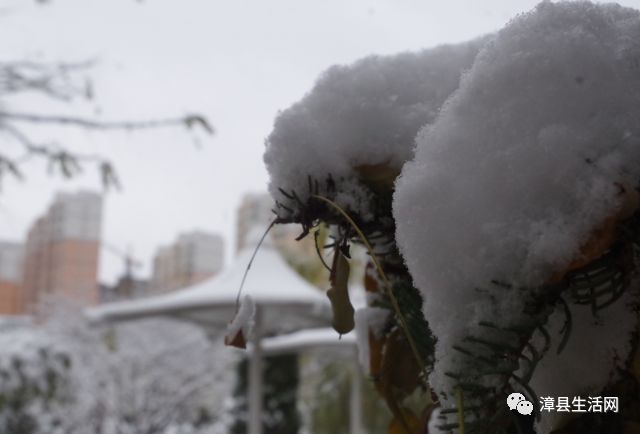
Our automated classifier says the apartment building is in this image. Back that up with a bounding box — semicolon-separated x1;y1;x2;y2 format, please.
150;231;224;293
0;242;24;315
21;191;102;310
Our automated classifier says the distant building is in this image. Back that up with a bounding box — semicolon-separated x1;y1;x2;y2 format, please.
0;242;24;315
21;191;102;310
150;231;224;294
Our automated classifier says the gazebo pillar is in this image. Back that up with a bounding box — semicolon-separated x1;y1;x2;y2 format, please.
350;347;363;434
249;307;263;434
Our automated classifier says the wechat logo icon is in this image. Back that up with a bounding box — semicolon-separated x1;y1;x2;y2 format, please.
507;392;533;416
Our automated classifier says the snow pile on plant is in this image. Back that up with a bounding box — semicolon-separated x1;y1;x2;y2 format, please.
264;38;486;221
393;0;640;410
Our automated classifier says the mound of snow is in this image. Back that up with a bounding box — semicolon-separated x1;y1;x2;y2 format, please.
394;0;640;406
264;38;486;220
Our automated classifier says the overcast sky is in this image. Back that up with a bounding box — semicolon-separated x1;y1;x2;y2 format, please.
1;0;639;284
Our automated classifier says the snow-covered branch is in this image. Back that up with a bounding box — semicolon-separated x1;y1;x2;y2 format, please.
0;302;235;434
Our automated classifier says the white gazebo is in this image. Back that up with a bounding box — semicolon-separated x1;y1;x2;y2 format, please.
88;233;331;434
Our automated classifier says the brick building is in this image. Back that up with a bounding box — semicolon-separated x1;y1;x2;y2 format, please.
21;191;102;310
0;242;25;315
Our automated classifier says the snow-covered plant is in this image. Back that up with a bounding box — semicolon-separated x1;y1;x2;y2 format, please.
264;38;486;240
394;1;640;432
264;37;488;432
0;302;234;434
0;328;73;434
266;1;640;433
99;318;235;434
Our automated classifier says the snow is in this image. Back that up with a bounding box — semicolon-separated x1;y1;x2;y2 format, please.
0;304;234;434
353;306;390;374
427;408;442;434
264;37;487;221
393;0;640;410
529;289;637;433
258;327;356;356
226;295;256;344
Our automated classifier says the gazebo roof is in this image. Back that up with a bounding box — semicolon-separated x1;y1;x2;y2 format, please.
87;237;330;334
259;327;356;356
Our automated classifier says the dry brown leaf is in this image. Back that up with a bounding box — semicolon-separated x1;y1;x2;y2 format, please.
224;329;247;349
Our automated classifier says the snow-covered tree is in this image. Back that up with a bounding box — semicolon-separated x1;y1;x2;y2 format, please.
0;301;235;434
264;2;640;433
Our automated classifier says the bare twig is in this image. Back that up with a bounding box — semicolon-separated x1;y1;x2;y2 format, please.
0;55;214;192
0;111;214;134
0;60;94;101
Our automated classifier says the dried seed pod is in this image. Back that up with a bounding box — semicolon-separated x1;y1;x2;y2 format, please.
327;249;355;334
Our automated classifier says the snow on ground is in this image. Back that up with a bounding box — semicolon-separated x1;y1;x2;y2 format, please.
393;0;640;408
264;37;487;221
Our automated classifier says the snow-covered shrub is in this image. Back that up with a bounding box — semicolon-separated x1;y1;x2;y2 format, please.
0;303;234;434
264;37;488;430
264;38;489;431
0;328;72;434
394;1;640;432
264;1;640;432
264;38;486;236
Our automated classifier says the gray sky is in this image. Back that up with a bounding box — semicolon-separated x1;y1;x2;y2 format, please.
1;0;639;283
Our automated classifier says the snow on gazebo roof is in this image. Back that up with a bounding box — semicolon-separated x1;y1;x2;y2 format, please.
259;327;355;356
87;231;330;334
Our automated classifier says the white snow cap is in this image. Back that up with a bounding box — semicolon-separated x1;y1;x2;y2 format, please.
264;38;486;219
394;1;640;403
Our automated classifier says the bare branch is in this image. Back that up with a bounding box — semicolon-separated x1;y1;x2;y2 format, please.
0;55;213;193
0;123;123;191
0;60;94;101
0;111;214;134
